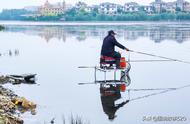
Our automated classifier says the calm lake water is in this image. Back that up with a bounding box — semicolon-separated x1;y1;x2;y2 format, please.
0;21;190;124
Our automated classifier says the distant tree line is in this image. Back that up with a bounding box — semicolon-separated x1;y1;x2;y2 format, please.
0;8;190;21
62;8;190;21
0;9;34;20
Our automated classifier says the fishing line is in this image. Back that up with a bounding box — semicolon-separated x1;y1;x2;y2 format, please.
126;88;177;91
128;84;190;102
129;59;176;62
129;50;190;64
128;51;130;63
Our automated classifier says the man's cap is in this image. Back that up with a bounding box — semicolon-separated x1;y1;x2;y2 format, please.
108;30;116;35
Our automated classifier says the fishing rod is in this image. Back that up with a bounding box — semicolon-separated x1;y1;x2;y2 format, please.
129;50;190;64
78;80;128;85
78;66;107;72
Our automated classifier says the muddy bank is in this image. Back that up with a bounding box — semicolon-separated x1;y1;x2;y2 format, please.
0;76;36;124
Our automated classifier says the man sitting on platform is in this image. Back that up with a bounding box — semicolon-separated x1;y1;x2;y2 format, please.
101;30;129;69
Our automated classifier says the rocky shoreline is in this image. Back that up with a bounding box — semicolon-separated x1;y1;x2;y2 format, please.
0;76;36;124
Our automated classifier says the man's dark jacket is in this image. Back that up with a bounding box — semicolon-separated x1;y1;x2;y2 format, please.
101;35;126;56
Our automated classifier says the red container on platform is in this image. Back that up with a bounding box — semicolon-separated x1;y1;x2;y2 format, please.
120;57;126;68
120;84;126;92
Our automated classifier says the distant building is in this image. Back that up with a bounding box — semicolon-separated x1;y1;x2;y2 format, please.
91;5;99;10
156;0;162;2
21;6;40;17
117;4;125;14
39;0;66;16
65;4;73;10
151;0;165;13
75;1;87;9
24;6;39;12
84;6;92;12
143;6;154;14
150;0;190;13
176;0;184;11
184;1;190;12
75;1;92;12
124;2;139;12
98;2;118;14
165;2;176;13
37;0;190;17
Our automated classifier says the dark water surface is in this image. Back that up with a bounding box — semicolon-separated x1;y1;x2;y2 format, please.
0;21;190;124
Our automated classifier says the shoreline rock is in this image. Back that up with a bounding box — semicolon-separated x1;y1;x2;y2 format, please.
0;83;36;124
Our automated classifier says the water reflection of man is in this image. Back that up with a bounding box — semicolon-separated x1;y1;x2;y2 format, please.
100;84;129;120
101;30;129;69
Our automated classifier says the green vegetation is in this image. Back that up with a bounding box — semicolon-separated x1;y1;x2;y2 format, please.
0;9;34;20
62;8;190;21
0;25;5;30
0;8;190;21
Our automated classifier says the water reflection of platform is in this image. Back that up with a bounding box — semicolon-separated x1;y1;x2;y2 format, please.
78;64;131;87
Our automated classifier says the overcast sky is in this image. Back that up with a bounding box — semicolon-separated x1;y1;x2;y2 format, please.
0;0;190;11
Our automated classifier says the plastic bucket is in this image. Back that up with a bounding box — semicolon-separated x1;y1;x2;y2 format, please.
120;57;126;68
120;84;126;92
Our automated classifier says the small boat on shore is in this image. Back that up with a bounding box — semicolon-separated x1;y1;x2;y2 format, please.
6;74;37;84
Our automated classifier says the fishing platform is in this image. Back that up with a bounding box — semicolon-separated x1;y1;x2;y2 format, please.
79;55;131;86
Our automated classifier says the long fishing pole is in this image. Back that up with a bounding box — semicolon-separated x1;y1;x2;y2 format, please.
78;80;128;85
129;50;190;64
